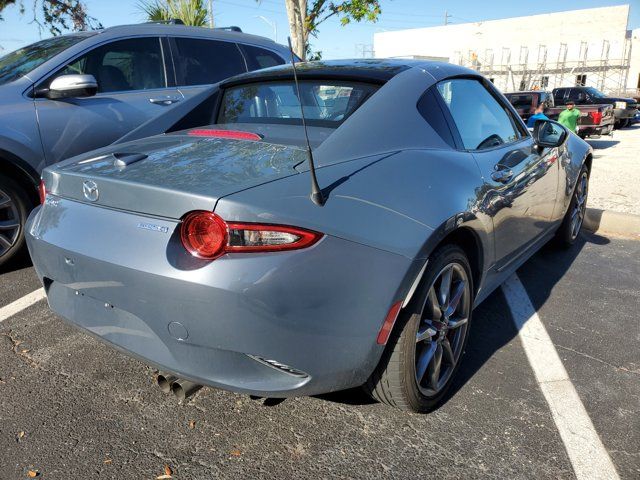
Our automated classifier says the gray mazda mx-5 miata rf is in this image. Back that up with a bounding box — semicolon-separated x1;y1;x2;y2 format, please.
26;59;591;412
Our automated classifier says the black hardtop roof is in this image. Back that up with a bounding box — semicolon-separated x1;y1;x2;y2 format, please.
220;58;475;87
221;59;411;86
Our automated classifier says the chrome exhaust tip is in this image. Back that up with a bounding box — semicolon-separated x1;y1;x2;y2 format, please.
156;372;178;393
171;379;202;402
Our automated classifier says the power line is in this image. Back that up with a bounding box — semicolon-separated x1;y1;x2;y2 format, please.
217;0;283;15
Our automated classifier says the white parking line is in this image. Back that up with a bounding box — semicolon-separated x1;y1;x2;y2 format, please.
502;274;619;480
0;288;46;323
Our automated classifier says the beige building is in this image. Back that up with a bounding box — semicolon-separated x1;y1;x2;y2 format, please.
374;5;638;95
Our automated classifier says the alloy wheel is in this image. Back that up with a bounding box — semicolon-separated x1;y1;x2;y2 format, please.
570;171;588;240
0;187;21;258
414;262;471;397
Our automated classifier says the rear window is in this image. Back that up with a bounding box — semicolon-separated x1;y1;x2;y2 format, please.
172;38;247;86
217;81;377;128
241;45;285;70
505;94;533;108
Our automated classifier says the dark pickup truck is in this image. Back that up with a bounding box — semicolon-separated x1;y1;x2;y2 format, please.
552;86;638;128
504;90;614;138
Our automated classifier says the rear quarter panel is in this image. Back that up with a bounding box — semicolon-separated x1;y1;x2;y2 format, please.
215;146;492;302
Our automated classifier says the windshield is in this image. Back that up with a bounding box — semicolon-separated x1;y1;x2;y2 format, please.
585;87;606;98
218;81;378;128
0;34;90;86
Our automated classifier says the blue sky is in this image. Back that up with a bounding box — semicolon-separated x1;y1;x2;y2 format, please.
0;0;638;57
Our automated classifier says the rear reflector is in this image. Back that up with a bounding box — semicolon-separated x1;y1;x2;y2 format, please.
187;129;262;141
38;180;47;205
376;301;403;345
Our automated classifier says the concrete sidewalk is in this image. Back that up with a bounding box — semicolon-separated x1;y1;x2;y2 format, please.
587;125;640;216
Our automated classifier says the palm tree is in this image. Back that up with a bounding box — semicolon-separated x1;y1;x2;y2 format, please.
138;0;209;27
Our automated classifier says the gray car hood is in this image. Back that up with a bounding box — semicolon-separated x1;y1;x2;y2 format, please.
44;133;307;219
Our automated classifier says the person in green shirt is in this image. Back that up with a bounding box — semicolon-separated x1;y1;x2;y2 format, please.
558;100;581;133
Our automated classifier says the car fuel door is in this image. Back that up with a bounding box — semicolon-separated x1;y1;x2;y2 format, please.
473;137;559;269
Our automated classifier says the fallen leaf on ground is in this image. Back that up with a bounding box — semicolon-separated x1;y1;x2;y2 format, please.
163;464;173;476
27;470;38;478
20;349;30;354
17;431;25;439
230;449;242;457
188;420;196;429
103;458;112;464
155;476;171;480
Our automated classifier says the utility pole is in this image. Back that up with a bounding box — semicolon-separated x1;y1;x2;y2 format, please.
444;10;452;26
208;0;214;28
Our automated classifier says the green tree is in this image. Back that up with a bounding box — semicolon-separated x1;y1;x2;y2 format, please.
261;0;381;60
138;0;209;27
0;0;101;35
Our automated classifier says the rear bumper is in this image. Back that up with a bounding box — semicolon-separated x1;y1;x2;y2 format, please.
613;107;639;120
578;122;614;138
26;199;414;397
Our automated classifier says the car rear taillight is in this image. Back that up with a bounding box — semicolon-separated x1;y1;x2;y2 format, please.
180;211;322;260
180;211;228;259
589;111;602;124
226;222;320;253
38;180;47;205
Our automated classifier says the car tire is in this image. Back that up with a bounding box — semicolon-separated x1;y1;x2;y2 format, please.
555;165;589;248
0;176;31;268
364;244;474;413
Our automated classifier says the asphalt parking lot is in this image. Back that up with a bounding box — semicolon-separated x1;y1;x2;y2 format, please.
1;228;638;480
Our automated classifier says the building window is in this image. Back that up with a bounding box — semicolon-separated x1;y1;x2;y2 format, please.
575;74;587;86
541;76;549;88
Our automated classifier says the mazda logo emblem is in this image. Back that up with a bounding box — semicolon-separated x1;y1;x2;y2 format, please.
82;180;99;202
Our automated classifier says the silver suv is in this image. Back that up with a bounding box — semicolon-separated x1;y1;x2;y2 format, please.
0;23;290;266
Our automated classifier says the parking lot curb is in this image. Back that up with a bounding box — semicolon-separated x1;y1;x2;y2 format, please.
584;208;640;239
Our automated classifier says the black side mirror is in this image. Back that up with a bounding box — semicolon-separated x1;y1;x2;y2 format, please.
533;120;568;148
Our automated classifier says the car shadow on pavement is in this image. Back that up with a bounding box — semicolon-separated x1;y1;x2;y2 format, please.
587;139;620;150
442;231;610;406
318;231;610;410
0;249;32;275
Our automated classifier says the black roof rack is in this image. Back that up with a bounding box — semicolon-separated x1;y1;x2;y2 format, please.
215;26;242;32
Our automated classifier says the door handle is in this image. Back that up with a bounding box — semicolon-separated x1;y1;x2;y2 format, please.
491;168;513;183
149;96;181;106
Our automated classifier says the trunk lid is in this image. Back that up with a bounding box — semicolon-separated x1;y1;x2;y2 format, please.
45;134;307;219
